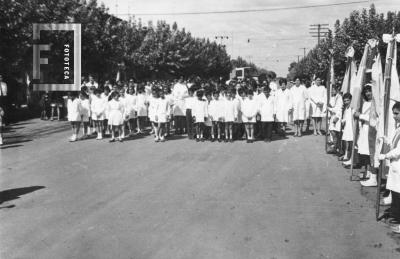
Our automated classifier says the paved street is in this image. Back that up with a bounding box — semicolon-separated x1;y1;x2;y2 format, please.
1;119;400;259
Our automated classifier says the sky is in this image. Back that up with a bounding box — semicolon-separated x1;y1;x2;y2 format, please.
100;0;400;77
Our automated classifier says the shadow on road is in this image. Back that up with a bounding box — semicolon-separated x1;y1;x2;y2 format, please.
0;144;24;149
0;186;45;206
166;135;187;141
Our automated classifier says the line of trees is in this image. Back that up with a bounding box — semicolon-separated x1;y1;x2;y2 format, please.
287;4;400;82
1;0;237;84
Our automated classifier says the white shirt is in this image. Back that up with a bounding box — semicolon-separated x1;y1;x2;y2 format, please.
208;99;224;121
91;95;106;116
80;99;91;117
258;94;276;122
185;96;196;110
0;82;7;96
192;99;208;123
242;98;258;119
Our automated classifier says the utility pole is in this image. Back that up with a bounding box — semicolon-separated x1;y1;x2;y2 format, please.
309;24;329;45
215;35;229;48
299;47;307;58
297;55;301;63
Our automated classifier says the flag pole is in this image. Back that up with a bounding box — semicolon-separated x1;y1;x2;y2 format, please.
325;49;334;153
377;29;397;221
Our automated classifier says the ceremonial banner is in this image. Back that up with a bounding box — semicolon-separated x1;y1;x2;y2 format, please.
341;46;356;94
350;44;369;111
33;23;81;91
370;52;384;168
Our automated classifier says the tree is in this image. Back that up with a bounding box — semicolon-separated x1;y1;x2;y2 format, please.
287;4;400;82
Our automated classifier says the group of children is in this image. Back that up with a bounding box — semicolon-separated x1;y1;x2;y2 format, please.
66;77;303;144
325;83;400;234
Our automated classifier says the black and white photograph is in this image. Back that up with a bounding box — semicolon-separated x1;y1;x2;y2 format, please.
2;0;400;258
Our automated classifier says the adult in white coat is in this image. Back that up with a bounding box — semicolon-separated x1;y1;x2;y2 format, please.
309;78;327;135
172;78;188;134
275;78;293;136
291;78;307;137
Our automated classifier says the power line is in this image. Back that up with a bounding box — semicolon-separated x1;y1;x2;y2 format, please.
115;0;371;16
245;38;315;42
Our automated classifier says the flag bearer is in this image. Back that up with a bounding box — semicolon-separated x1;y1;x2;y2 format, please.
378;102;400;233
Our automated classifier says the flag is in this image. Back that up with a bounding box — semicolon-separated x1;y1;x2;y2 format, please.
341;46;355;93
370;52;384;167
350;44;369;111
373;35;400;167
341;60;357;94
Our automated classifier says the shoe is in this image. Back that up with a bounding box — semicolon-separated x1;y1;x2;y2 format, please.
390;224;400;233
196;138;200;142
343;159;352;166
0;137;3;145
160;137;165;142
360;175;377;187
358;171;371;179
69;135;77;142
109;138;115;142
224;139;228;143
118;137;123;142
211;138;215;142
155;137;159;142
201;138;205;142
380;193;392;206
246;139;250;143
388;218;400;225
218;138;222;142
